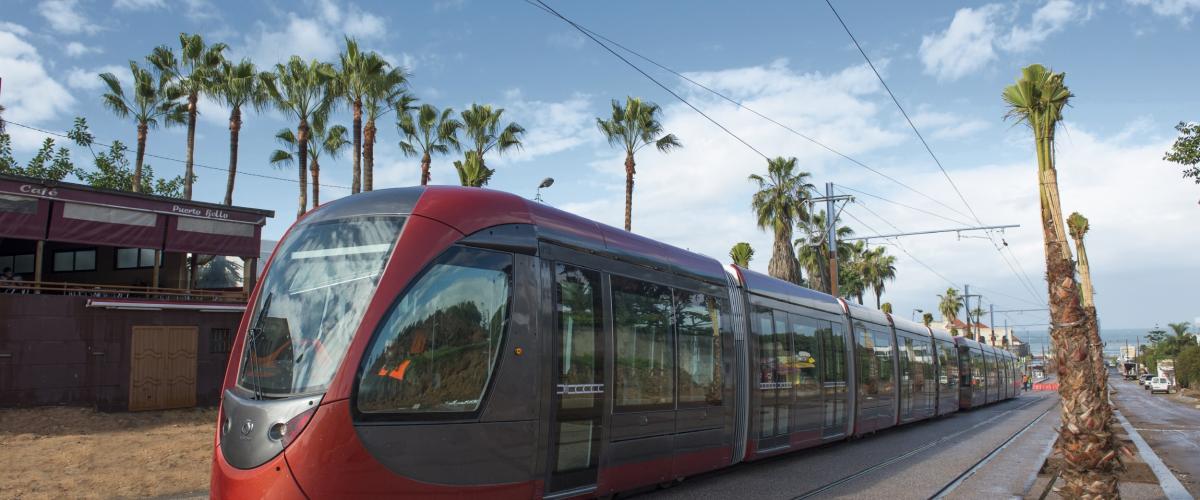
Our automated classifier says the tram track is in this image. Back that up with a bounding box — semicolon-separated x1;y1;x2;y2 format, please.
789;396;1053;500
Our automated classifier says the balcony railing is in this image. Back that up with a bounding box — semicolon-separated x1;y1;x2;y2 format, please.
0;279;247;303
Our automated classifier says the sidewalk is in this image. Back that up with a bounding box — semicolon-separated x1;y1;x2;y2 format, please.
948;396;1180;499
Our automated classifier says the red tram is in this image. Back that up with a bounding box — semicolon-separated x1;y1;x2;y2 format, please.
211;186;1020;498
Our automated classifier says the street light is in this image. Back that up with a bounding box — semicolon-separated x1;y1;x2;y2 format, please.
535;177;554;203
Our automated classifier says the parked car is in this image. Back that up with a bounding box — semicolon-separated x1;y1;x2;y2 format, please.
1140;374;1154;388
1150;377;1172;394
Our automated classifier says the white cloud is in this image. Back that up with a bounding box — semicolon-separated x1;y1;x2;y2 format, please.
38;0;102;35
920;1;1086;82
0;26;77;150
65;64;125;91
0;22;31;37
64;41;101;57
1127;0;1200;22
242;1;388;66
912;111;991;140
1003;0;1080;52
113;0;164;9
919;5;1004;82
490;90;595;164
182;0;220;22
433;0;466;12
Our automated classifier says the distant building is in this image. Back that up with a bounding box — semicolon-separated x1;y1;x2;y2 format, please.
942;316;1030;357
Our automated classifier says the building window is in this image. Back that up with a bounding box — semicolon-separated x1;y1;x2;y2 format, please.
210;328;232;354
116;248;158;269
52;249;96;272
611;275;674;411
357;246;513;415
0;254;36;274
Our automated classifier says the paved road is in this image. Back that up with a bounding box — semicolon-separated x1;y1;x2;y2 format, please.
640;391;1059;500
1110;374;1200;497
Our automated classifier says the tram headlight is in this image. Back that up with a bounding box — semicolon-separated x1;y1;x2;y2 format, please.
268;406;318;448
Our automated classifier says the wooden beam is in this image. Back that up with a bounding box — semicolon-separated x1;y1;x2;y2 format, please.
33;240;44;293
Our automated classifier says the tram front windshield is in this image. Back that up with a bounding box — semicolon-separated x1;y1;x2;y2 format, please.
237;216;404;398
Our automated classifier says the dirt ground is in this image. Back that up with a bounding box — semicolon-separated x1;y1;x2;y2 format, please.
0;406;216;499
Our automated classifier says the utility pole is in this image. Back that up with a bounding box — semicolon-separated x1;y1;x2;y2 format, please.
990;303;995;346
963;284;981;340
810;182;853;296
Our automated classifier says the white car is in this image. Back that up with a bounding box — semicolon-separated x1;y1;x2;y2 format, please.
1149;377;1172;394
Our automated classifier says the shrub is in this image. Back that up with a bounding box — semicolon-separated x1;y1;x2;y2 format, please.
1177;345;1200;389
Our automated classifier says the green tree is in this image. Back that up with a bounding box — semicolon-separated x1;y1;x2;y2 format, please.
1177;345;1200;389
596;97;681;231
796;209;853;293
750;156;811;286
362;64;410;191
336;38;387;194
151;34;227;200
398;104;461;186
922;312;934;327
99;61;186;193
70;117;182;197
880;302;893;315
0;103;6;133
454;151;492;187
460;103;524;186
729;242;754;267
1164;121;1200;193
1004;63;1118;497
937;288;963;325
263;56;336;218
837;240;868;303
269;117;349;207
211;59;269;206
0;137;74;181
864;246;897;309
1164;322;1198;356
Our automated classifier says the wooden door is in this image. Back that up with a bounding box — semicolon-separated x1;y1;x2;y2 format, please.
129;326;198;411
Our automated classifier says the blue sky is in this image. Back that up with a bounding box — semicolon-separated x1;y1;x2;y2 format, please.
2;0;1199;340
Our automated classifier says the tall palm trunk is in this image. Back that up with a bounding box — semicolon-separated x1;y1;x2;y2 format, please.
134;123;148;193
310;155;320;207
184;91;198;200
1037;128;1119;499
297;120;309;218
352;100;362;194
224;106;241;206
363;118;376;191
1073;234;1095;309
875;290;882;309
624;152;636;231
768;227;802;285
420;151;432;186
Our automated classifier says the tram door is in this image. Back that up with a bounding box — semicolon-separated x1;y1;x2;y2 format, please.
546;263;606;495
819;322;848;438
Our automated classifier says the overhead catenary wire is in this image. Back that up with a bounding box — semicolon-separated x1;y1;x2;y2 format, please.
4;119;353;191
524;0;977;223
822;0;1045;303
529;0;770;161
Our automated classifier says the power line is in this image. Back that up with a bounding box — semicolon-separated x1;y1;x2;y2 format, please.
840;207;959;289
4;119;353;191
524;0;979;221
823;0;1046;303
529;0;769;161
835;185;973;227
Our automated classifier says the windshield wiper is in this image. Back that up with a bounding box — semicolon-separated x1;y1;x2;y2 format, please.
243;292;273;400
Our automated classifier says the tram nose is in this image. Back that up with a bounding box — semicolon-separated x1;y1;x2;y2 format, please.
218;390;321;470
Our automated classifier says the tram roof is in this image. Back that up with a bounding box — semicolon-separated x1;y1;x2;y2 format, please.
303;185;729;285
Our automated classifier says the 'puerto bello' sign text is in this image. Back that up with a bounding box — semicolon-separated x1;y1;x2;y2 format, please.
172;204;230;220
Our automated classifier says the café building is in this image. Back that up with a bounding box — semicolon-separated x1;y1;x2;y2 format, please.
0;173;273;411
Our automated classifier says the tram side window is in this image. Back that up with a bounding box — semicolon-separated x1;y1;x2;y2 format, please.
676;291;723;406
789;314;821;399
612;276;674;411
855;323;879;398
555;265;603;409
939;343;958;390
357;247;513;414
873;331;895;396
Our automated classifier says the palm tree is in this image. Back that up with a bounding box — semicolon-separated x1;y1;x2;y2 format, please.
0;103;6;133
151;34;227;200
1067;212;1095;308
1004;63;1117;497
99;62;186;193
1165;322;1198;356
596;97;681;231
750;157;811;286
211;59;269;206
729;242;754;267
880;303;893;315
864;246;897;309
362;65;410;191
837;240;868;304
263;56;336;218
454;151;491;187
937;288;964;326
399;104;462;186
922;312;934;327
460;103;525;183
269;118;348;207
796;209;853;293
336;38;387;194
